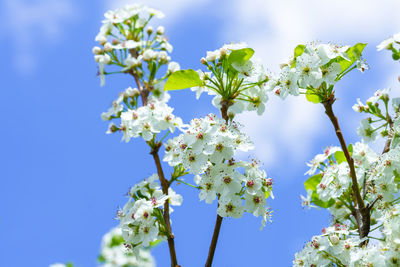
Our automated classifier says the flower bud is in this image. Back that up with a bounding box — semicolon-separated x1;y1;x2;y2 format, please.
98;36;107;46
101;112;111;121
104;42;113;52
142;49;155;61
219;47;228;57
112;39;120;45
147;26;153;35
92;46;102;55
200;57;207;65
132;88;140;97
156;26;165;35
124;87;135;98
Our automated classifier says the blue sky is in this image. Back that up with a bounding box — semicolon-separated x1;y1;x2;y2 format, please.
1;0;400;266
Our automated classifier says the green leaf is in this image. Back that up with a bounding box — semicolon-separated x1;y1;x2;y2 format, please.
110;235;125;247
304;174;334;208
164;69;202;91
311;192;335;208
304;174;323;192
149;238;163;248
348;144;353;156
291;44;306;67
98;254;106;263
304;173;335;208
394;170;400;184
337;43;367;73
334;151;346;164
294;44;306;59
228;48;255;66
306;89;321;104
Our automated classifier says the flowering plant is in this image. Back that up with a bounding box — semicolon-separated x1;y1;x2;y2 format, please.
52;4;400;266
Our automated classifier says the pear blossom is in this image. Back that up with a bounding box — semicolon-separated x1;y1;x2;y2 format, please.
98;227;155;267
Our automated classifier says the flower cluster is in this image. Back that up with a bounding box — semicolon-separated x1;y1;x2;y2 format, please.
190;43;269;116
104;91;185;142
196;159;273;228
294;205;400;267
164;114;253;172
93;4;179;86
353;88;400;144
303;141;400;220
377;32;400;61
297;83;400;265
118;174;182;252
164;114;273;227
268;42;367;102
98;227;155;267
305;146;341;176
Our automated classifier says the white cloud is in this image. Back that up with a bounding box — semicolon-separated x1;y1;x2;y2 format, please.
2;0;77;73
220;0;400;168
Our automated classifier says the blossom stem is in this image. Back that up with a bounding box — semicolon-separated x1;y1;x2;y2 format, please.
382;116;394;154
132;57;179;266
175;179;200;189
205;105;231;267
322;96;370;240
205;214;223;267
129;49;149;105
151;146;179;267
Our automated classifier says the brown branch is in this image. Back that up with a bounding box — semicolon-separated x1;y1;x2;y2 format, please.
220;99;232;124
382;119;394;154
151;144;179;267
205;215;223;267
322;96;371;239
367;195;383;210
204;104;232;267
129;49;149;106
130;61;178;266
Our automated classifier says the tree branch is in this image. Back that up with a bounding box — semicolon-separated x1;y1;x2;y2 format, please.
322;96;370;239
131;62;179;266
205;215;223;267
151;144;179;267
204;103;231;267
382;119;394;154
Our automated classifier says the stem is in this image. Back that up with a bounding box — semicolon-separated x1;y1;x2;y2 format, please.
175;179;200;189
131;60;179;266
322;96;370;240
205;215;223;267
151;146;179;267
205;104;231;267
129;49;149;105
382;118;394;154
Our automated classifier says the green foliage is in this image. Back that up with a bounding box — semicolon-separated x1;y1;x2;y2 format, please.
306;89;321;104
228;48;254;67
304;174;323;192
304;174;335;208
110;235;125;247
334;151;346;164
337;43;367;73
164;69;202;91
291;44;306;67
149;239;163;248
394;170;400;184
